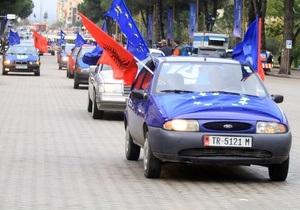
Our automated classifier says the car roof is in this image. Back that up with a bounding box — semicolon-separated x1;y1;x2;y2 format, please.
80;44;96;48
155;56;240;64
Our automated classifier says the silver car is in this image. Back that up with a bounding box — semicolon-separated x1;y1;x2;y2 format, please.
87;64;131;119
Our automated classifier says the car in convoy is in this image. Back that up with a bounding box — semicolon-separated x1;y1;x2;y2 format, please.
67;46;81;78
87;48;165;119
2;44;41;76
57;44;74;70
47;44;55;56
124;56;291;181
73;44;96;89
87;64;131;119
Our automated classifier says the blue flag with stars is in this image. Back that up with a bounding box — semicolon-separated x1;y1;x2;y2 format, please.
75;31;86;47
105;0;150;61
8;29;20;46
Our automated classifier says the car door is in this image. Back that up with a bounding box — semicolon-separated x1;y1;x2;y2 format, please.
127;69;153;145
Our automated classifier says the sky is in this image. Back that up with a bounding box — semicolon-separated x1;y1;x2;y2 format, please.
31;0;57;24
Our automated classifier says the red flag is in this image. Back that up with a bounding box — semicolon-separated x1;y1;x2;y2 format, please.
257;17;265;81
79;13;138;85
33;30;48;53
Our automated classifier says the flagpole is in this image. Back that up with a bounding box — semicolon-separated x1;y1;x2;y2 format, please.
134;57;154;75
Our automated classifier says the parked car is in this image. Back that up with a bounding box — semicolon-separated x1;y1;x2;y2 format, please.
2;44;41;76
57;44;74;70
73;44;96;89
67;46;80;78
124;56;291;181
87;64;131;119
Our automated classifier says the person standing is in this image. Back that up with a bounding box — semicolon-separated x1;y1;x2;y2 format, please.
173;39;183;56
159;39;172;56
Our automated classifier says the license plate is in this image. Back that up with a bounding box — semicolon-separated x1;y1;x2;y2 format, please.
204;135;252;147
16;65;27;69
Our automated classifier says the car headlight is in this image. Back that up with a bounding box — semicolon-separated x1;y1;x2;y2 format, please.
163;119;199;131
256;122;287;133
29;61;40;65
62;56;68;61
99;83;122;94
4;60;11;65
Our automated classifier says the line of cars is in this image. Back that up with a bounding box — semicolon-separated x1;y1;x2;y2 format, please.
55;44;292;181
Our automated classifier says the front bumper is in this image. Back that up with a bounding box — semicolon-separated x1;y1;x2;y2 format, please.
147;126;292;166
3;63;40;73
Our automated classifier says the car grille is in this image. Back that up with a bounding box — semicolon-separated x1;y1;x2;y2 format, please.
203;122;252;131
15;61;28;64
124;85;131;96
179;148;272;158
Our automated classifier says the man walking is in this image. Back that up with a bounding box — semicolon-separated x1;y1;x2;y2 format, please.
159;39;172;56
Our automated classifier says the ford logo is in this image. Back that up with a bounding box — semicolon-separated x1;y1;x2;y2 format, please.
223;124;233;129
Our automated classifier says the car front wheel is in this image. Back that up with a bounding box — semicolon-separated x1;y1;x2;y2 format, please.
87;93;92;112
144;132;161;178
92;95;104;119
125;126;140;160
268;156;289;181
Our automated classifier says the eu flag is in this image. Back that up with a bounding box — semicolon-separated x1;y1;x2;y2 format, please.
232;16;265;80
75;31;86;47
105;0;150;61
8;29;20;46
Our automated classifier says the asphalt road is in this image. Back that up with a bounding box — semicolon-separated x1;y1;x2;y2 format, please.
0;54;300;209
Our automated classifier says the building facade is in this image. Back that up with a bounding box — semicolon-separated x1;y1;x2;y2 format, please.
57;0;83;26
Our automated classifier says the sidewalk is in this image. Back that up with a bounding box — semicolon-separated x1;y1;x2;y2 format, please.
267;66;300;79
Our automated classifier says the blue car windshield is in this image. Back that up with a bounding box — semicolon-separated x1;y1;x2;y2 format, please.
154;62;268;97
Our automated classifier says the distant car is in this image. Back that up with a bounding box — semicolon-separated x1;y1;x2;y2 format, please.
67;46;80;78
2;44;41;76
87;64;131;119
73;44;96;89
124;56;291;181
57;44;74;70
47;45;55;56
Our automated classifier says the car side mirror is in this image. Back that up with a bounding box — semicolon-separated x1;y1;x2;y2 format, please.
131;89;148;99
271;94;284;103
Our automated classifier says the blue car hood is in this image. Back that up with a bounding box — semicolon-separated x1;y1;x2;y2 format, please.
152;92;284;122
5;54;38;61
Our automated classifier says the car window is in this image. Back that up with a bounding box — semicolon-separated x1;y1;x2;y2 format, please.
154;61;267;97
132;60;155;90
78;47;95;59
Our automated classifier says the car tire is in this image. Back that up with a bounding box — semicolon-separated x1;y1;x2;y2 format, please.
87;93;92;112
125;126;140;160
92;95;104;119
144;132;161;178
268;156;289;181
74;73;79;89
59;63;62;70
35;70;40;76
2;68;7;75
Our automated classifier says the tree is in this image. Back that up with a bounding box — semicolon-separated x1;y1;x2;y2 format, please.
0;0;33;19
43;12;48;22
279;0;294;74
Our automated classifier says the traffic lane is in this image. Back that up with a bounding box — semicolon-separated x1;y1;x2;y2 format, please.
0;55;299;209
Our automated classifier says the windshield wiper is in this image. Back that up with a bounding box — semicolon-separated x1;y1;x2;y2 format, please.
201;91;241;95
160;89;195;93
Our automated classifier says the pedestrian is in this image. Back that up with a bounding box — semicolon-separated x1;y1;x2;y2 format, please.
173;39;183;56
159;39;172;56
277;55;281;65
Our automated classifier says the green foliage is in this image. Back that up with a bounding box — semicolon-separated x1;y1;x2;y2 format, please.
78;0;105;23
0;0;33;19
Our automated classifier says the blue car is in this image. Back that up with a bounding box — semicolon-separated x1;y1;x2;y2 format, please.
124;56;292;181
73;44;96;89
2;44;41;76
